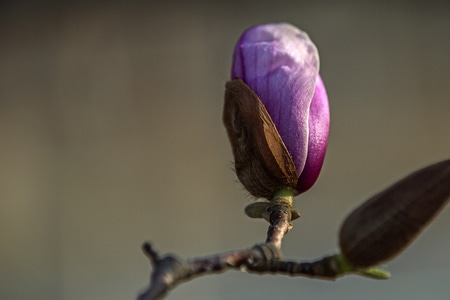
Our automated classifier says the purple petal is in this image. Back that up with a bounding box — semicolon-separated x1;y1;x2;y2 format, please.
297;75;330;192
232;23;321;183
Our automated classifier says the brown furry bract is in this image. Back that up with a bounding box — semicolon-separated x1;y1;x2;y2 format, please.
223;78;299;199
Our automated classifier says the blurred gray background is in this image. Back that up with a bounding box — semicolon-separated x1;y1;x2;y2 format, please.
1;1;449;299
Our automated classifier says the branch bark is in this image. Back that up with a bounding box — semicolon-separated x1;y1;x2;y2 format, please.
137;199;344;300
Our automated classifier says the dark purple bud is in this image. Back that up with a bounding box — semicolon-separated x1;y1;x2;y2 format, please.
339;159;450;267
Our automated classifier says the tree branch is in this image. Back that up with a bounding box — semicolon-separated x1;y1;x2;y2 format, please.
137;199;349;300
263;199;293;248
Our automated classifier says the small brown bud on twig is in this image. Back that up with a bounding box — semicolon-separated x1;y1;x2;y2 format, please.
339;159;450;267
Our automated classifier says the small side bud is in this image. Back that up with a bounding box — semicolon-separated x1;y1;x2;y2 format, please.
339;159;450;267
245;202;270;218
223;79;299;199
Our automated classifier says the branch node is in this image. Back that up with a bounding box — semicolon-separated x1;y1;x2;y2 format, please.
252;243;282;263
142;242;161;265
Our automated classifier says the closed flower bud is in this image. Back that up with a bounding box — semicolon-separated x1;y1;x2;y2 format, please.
223;23;330;199
339;159;450;267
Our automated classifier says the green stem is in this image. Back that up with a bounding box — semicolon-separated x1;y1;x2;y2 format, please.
272;187;296;203
335;253;390;279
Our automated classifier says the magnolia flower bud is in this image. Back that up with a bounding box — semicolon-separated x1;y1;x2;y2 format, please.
339;159;450;267
223;23;329;199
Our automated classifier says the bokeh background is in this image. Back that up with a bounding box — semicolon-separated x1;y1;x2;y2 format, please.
1;1;449;299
